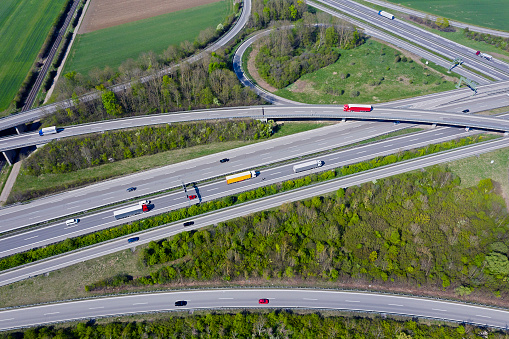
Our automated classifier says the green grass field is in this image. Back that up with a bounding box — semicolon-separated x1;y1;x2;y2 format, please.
63;1;230;76
274;39;456;104
385;0;509;32
0;0;68;111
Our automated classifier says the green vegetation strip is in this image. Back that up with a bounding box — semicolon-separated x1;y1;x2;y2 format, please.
90;168;507;298
1;310;483;338
0;134;494;272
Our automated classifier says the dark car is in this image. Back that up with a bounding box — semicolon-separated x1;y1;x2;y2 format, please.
462;109;470;113
220;158;229;163
127;237;139;243
188;195;197;200
259;299;269;304
183;221;194;227
126;187;136;192
175;300;187;306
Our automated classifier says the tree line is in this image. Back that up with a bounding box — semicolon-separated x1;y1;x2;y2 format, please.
1;135;491;270
24;120;276;176
463;27;509;53
3;311;495;339
90;168;509;299
254;15;363;89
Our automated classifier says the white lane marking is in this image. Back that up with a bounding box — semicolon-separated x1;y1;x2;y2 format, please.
0;318;14;322
89;307;105;310
432;308;447;312
383;144;393;148
435;132;444;136
357;151;367;154
133;303;148;305
388;304;403;307
476;315;491;318
271;171;282;175
345;300;360;303
208;187;219;191
102;216;110;219
44;312;60;315
219;298;234;300
64;225;79;229
303;298;318;300
24;235;38;241
409;138;420;141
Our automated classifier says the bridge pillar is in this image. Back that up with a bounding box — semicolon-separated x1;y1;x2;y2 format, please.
341;118;346;122
2;149;18;166
465;127;470;132
504;132;509;137
431;123;437;128
14;124;27;134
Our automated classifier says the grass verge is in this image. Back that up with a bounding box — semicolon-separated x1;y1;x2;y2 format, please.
0;165;13;199
274;39;457;104
63;1;230;76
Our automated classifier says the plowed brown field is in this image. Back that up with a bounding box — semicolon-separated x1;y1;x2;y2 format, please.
78;0;222;34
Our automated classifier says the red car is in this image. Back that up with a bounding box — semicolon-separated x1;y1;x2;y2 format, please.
258;299;269;304
188;195;197;200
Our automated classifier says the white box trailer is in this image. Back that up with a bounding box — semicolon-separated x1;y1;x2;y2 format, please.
378;10;394;20
293;160;323;173
38;126;57;136
114;203;148;219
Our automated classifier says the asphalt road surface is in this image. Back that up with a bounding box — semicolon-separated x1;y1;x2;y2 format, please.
0;124;471;256
2;130;507;287
0;289;507;331
0;121;410;242
4;104;509;153
314;0;509;79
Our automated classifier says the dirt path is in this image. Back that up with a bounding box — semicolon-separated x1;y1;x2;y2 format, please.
246;45;278;92
0;162;21;205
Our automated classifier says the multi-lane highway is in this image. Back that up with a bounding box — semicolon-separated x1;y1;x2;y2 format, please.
314;0;509;79
1;124;474;256
2;127;508;287
0;121;409;236
0;289;508;331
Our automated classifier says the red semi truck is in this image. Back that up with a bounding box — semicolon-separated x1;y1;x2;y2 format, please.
343;104;373;112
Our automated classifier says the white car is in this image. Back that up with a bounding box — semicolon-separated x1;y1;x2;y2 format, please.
65;219;79;226
139;200;151;206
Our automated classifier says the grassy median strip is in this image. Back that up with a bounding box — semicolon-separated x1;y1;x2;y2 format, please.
0;133;497;272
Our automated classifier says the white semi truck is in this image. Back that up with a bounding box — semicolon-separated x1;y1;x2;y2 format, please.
113;201;150;219
38;126;58;136
378;10;394;20
293;160;323;173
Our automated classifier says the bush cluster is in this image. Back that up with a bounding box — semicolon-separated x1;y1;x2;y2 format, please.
3;311;488;339
24;120;275;176
0;135;490;272
98;169;509;297
463;27;509;52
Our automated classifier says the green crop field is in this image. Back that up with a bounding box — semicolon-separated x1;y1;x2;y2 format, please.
63;1;230;76
385;0;509;32
0;0;68;111
274;39;456;104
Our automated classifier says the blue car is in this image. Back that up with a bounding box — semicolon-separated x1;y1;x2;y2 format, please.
126;187;136;192
127;237;139;243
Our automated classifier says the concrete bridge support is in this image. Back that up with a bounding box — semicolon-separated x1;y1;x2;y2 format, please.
15;124;27;134
2;149;18;166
